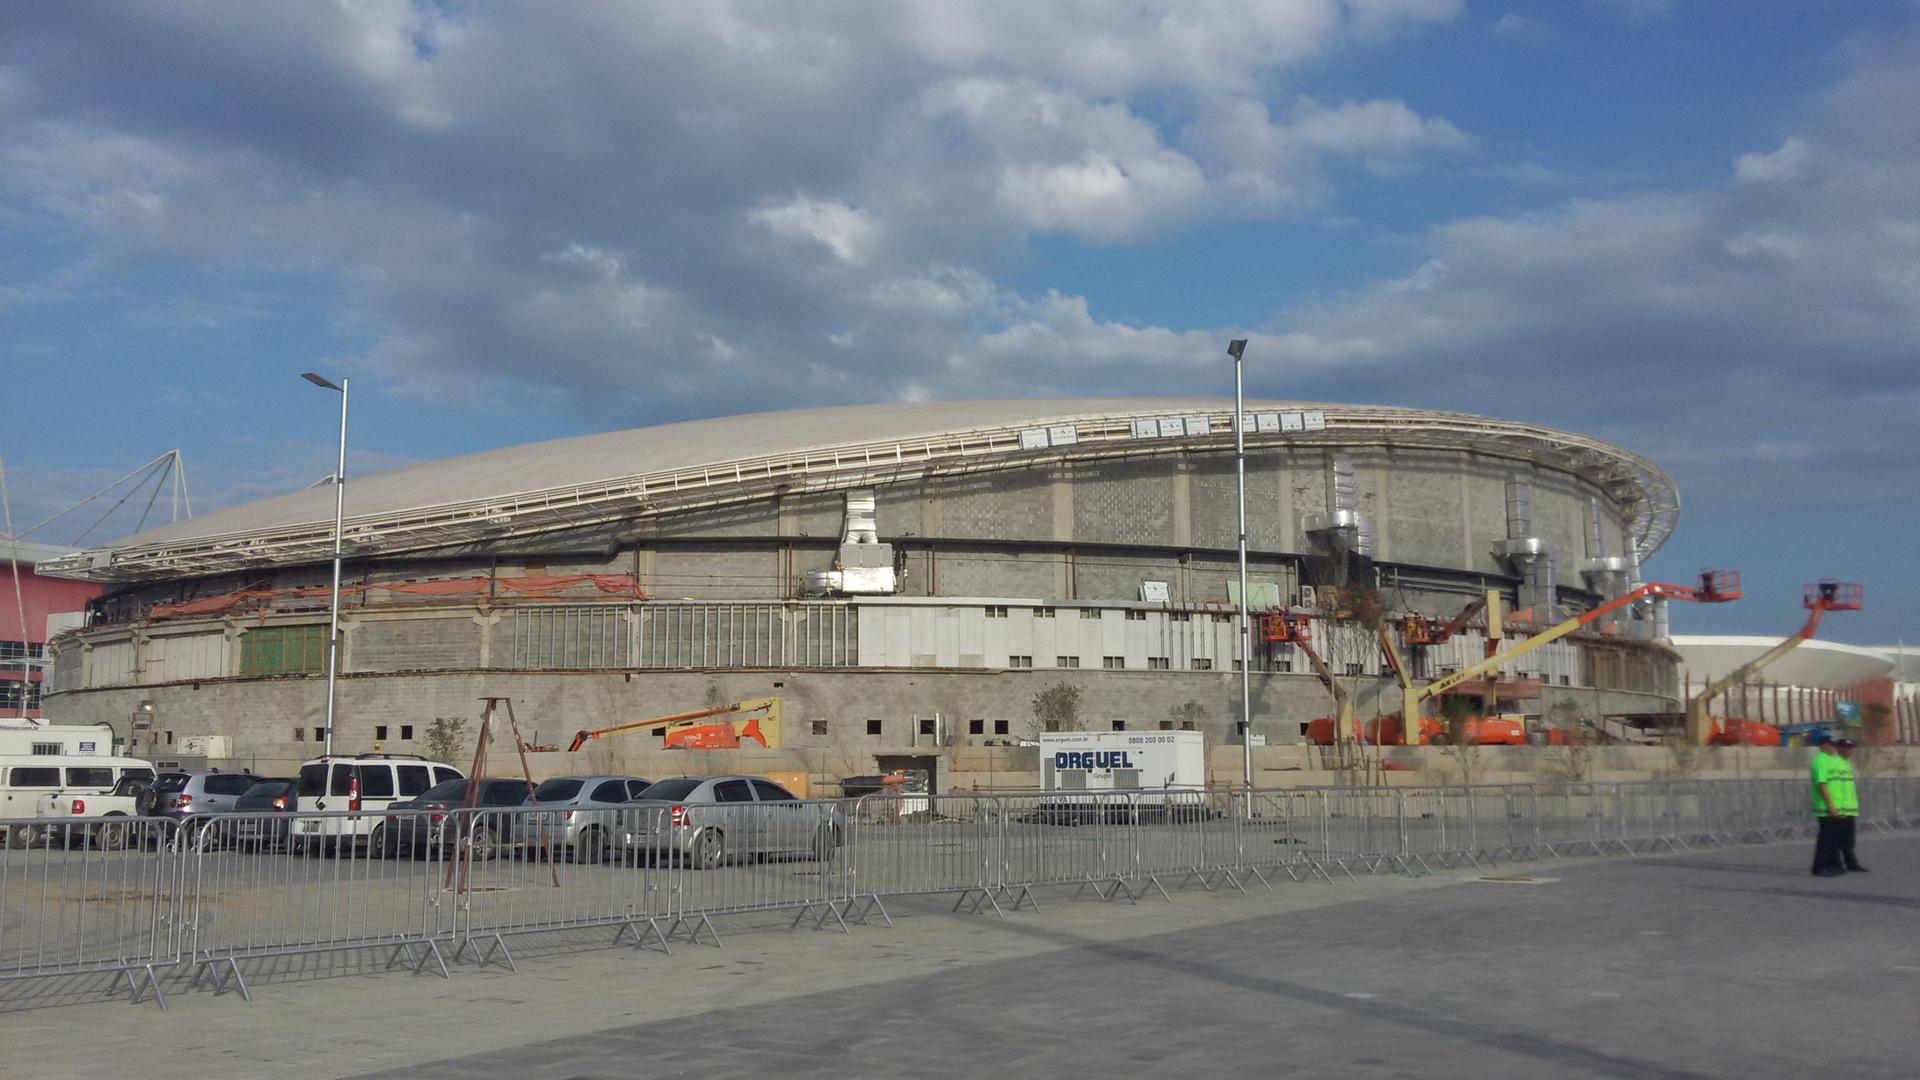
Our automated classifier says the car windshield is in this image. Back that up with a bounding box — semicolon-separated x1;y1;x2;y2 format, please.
637;778;703;801
150;773;190;793
421;778;467;801
241;781;289;799
533;778;585;802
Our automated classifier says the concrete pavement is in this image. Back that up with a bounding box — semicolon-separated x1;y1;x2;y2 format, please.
6;835;1915;1079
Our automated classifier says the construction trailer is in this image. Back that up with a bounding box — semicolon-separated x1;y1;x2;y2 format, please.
1038;731;1207;801
1692;581;1863;747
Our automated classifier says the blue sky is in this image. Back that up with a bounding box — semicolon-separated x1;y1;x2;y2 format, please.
3;1;1917;643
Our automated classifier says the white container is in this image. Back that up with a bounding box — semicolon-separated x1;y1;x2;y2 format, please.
1037;730;1206;801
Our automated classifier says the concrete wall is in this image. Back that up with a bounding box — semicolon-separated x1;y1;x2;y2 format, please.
43;663;1690;780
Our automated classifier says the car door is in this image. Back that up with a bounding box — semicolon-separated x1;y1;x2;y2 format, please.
710;779;758;855
749;779;804;854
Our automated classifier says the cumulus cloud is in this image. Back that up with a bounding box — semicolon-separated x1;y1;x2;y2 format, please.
2;3;1917;533
1255;43;1920;514
0;1;1473;427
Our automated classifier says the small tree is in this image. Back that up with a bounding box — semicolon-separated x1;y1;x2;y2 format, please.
1167;699;1207;729
424;716;468;765
1029;683;1085;736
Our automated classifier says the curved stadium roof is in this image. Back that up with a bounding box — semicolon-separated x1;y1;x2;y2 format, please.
40;398;1679;582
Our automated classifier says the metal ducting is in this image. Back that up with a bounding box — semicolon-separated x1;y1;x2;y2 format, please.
1492;473;1553;617
803;488;898;596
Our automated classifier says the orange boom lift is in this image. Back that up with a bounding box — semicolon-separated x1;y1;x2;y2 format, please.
564;697;784;753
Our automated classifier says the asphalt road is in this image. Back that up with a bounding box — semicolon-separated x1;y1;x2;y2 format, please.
7;833;1914;1079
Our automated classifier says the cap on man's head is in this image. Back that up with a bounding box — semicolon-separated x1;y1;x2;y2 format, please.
1838;738;1856;749
1817;734;1836;746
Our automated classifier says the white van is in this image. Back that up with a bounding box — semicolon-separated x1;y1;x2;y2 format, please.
1;754;157;846
293;753;464;853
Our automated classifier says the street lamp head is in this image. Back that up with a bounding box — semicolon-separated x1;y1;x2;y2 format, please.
302;372;343;391
1226;339;1247;361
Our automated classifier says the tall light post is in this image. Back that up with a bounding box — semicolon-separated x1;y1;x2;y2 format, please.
1227;339;1253;791
302;372;348;757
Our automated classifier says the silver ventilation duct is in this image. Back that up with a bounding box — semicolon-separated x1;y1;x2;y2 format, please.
802;488;898;596
1492;473;1552;617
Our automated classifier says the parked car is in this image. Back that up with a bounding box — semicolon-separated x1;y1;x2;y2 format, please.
529;775;653;863
140;770;262;841
1;755;154;847
222;778;298;849
624;776;844;869
379;777;536;859
293;754;464;854
36;772;155;850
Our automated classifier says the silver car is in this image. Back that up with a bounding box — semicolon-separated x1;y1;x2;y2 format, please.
624;775;844;869
528;774;652;863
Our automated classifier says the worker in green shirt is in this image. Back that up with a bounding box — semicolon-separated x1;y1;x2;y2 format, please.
1835;739;1867;872
1809;735;1848;877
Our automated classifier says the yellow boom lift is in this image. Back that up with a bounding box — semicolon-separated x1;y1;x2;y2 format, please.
1400;571;1741;745
1685;581;1861;746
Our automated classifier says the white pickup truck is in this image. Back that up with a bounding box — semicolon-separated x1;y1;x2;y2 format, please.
36;775;152;850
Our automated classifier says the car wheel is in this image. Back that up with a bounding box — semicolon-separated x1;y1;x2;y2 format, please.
692;829;725;870
811;825;839;863
463;824;499;862
369;825;389;859
4;824;38;849
575;828;606;865
94;816;130;852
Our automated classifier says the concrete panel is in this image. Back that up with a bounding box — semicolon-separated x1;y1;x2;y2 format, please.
143;630;230;683
350;616;484;673
1071;458;1177;547
646;547;783;600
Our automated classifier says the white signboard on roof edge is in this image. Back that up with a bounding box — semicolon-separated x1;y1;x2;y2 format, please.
1131;419;1157;438
1157;418;1184;438
1019;428;1049;450
1303;410;1327;431
1257;412;1282;433
1184;416;1210;436
1280;412;1304;432
1048;424;1078;446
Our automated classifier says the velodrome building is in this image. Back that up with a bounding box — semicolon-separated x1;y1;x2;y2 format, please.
38;399;1690;775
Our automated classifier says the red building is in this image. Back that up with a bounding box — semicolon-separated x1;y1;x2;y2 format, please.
2;542;103;720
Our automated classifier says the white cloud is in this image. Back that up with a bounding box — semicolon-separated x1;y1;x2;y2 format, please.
750;197;879;265
1735;137;1812;183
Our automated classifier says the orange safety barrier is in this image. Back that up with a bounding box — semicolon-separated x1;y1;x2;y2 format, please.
149;574;648;621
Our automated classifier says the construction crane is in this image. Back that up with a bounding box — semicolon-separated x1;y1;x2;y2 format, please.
1688;581;1862;747
564;697;784;753
1400;570;1741;746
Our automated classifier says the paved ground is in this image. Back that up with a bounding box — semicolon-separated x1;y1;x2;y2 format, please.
6;834;1915;1079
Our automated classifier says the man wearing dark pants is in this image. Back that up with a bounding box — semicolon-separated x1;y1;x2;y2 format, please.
1836;739;1867;872
1809;736;1847;877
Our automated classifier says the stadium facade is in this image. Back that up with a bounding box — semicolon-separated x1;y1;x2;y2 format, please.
37;398;1691;777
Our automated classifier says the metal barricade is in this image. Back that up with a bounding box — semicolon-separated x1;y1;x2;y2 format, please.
0;815;182;1007
996;791;1142;903
1131;789;1236;899
1316;786;1404;876
631;796;854;947
184;809;452;1000
844;794;999;919
432;805;679;971
1232;788;1314;884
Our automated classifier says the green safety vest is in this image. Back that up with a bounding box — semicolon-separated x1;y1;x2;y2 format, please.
1809;753;1859;817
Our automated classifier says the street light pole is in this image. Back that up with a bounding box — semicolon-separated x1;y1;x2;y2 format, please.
1228;339;1253;792
303;373;348;757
